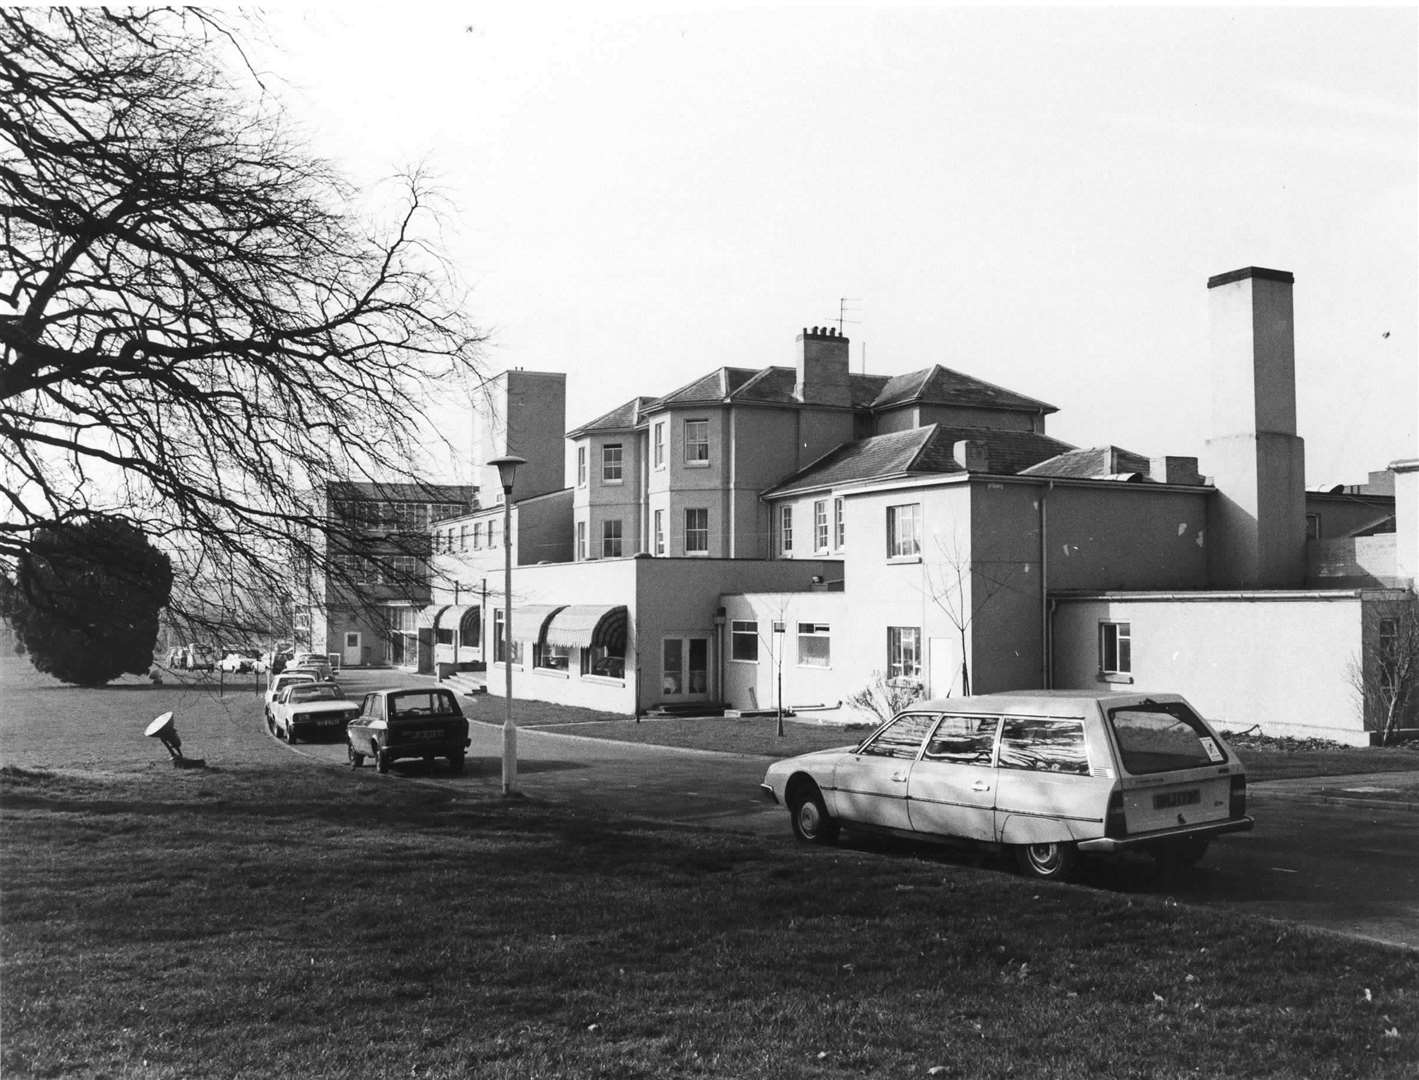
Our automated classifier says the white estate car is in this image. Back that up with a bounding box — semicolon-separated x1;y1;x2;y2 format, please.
271;682;361;743
761;690;1253;881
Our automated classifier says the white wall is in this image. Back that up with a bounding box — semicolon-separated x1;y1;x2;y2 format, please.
1052;592;1367;744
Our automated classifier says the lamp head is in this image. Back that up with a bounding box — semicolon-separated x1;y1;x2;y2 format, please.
486;454;527;492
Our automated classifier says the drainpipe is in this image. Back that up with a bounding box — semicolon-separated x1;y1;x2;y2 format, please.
1040;479;1053;688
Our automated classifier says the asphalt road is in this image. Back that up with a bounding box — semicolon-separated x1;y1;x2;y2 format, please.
281;686;1419;952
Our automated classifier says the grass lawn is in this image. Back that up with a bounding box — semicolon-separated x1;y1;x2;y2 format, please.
2;658;1418;1078
3;762;1418;1080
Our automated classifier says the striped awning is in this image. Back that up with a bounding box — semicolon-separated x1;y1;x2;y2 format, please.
416;605;447;630
509;604;562;642
543;604;628;649
436;604;479;634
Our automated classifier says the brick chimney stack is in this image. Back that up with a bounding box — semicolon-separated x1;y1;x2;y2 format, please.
794;326;852;408
1203;267;1307;588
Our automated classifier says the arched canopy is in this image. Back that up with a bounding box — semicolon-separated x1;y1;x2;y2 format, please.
544;604;627;651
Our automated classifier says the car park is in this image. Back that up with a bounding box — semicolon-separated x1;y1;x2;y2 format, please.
263;671;318;726
346;687;470;774
271;682;361;743
760;690;1252;881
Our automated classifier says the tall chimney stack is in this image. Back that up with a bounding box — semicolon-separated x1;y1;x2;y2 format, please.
794;326;852;407
1203;267;1307;588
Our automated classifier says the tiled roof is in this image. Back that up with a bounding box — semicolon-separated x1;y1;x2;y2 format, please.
870;365;1057;415
763;425;1076;497
566;396;659;435
1019;446;1152;480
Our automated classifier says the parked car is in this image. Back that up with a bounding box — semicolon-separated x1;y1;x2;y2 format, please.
271;683;361;743
263;671;318;727
291;652;334;681
173;643;216;671
346;687;470;774
218;648;263;673
760;690;1253;881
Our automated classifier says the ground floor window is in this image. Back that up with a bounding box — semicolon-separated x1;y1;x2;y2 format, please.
1099;621;1131;675
536;641;574;671
887;626;921;680
602;519;623;558
493;609;523;665
731;620;758;662
797;622;830;667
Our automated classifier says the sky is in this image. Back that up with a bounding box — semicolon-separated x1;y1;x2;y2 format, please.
253;4;1416;489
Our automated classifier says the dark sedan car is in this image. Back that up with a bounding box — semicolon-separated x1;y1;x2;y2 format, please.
346;687;470;774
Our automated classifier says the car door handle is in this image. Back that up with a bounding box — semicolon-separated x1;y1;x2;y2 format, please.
890;772;908;783
971;781;991;792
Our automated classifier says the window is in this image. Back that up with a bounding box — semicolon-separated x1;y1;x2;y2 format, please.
602;519;623;558
653;422;665;468
684;419;709;464
1108;701;1224;774
654;510;665;555
576;521;587;560
887;626;921;680
1379;617;1400;693
436;628;455;646
999;718;1090;775
492;609;523;666
472;521;483;549
1306;513;1322;540
780;505;793;556
459;525;468;551
834;497;845;549
814;500;829;552
602;443;623;483
860;712;936;759
731;620;758;662
887;503;921;558
1099;621;1131;676
685;508;709;554
536;640;573;671
577;446;587;486
797;622;830;667
925;714;999;765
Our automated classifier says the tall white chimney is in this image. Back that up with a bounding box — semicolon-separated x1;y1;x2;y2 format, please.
1203;267;1307;587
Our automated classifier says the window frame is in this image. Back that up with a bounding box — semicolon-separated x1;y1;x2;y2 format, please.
653;509;665;555
779;505;793;556
796;621;831;668
602;443;624;484
576;445;587;487
1099;621;1132;679
813;499;829;552
602;519;624;558
834;496;845;549
684;419;710;465
730;619;759;663
684;507;709;555
886;503;922;559
653;421;665;469
887;626;922;681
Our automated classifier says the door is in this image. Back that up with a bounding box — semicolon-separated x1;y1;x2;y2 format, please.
343;632;362;667
661;637;710;701
906;713;1000;842
830;712;937;831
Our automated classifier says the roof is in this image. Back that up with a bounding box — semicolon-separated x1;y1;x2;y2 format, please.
1019;446;1154;481
566;396;660;436
763;424;1075;497
870;364;1057;415
326;481;477;502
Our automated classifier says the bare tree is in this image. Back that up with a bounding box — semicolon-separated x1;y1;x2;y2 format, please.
0;9;486;634
1351;593;1419;746
923;531;1021;697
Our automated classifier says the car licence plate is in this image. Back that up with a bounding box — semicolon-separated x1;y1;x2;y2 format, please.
409;729;441;741
1153;789;1201;810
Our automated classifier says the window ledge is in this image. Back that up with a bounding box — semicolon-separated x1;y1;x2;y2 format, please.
583;675;626;686
887;555;922;565
683;460;711;468
533;668;570;680
1097;672;1134;684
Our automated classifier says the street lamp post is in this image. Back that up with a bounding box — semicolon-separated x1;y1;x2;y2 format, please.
487;454;525;796
773;620;786;737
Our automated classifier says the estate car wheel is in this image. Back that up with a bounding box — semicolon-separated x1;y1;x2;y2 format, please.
375;747;391;774
1014;841;1080;881
347;743;364;769
788;783;840;845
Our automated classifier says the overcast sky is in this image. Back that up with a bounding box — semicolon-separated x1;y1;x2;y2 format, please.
256;4;1417;489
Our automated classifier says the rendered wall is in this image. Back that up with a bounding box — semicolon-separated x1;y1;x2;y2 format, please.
1051;593;1366;744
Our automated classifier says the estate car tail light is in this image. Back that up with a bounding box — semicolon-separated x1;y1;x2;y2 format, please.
1105;790;1127;839
1229;774;1247;819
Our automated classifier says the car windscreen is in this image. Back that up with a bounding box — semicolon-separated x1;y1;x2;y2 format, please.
1107;701;1227;775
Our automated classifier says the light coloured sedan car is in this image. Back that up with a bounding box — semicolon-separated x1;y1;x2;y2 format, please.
761;690;1252;881
263;671;317;727
272;682;361;743
346;687;470;774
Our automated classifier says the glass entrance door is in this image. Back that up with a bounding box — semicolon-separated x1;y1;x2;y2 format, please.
661;637;710;700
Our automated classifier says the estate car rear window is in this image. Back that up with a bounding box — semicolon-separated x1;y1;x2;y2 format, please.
997;717;1089;775
1108;701;1227;774
859;713;937;759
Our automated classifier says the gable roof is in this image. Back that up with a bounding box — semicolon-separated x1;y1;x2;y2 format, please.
870;364;1058;415
763;425;1076;498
